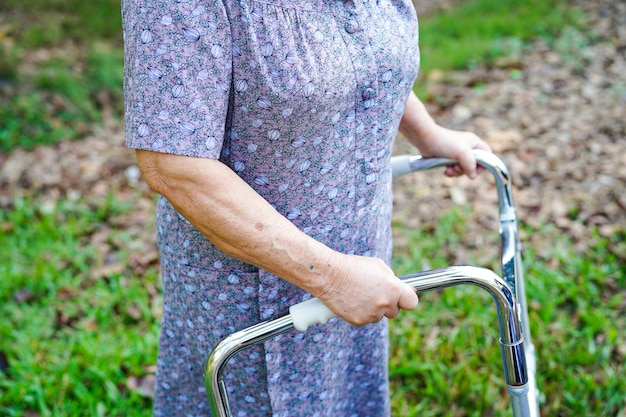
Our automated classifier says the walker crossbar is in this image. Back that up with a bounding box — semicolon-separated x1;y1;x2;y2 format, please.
205;266;533;417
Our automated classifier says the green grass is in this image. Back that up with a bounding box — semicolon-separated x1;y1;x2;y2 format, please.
0;197;160;416
417;0;586;74
0;0;123;152
390;210;626;417
0;46;123;152
1;200;623;416
0;46;124;152
0;0;122;48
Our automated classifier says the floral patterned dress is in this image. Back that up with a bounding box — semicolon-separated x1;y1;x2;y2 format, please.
122;0;419;415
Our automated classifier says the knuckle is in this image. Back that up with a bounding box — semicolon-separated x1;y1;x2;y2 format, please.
385;309;399;319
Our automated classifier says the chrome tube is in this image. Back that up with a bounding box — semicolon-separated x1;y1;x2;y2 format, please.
391;150;524;324
205;315;294;417
205;266;531;417
509;384;537;417
391;150;540;415
401;266;527;386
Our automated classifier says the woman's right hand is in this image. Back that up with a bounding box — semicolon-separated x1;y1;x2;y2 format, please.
316;253;419;327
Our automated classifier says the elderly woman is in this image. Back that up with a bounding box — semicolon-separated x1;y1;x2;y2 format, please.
122;0;490;415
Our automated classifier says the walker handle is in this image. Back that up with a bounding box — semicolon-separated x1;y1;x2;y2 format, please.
390;154;414;177
390;154;455;177
289;298;336;332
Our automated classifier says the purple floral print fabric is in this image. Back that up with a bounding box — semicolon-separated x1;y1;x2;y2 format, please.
122;0;420;415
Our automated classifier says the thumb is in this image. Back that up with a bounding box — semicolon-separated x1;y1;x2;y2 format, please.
398;284;419;310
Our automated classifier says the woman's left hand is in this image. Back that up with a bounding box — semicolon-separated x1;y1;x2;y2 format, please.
414;124;492;179
399;91;492;180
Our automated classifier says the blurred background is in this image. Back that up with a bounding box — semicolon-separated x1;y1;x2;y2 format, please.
0;0;624;416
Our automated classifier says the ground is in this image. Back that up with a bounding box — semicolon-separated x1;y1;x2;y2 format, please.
0;0;624;413
1;0;624;263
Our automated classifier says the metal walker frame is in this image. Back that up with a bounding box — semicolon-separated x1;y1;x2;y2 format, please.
205;150;540;417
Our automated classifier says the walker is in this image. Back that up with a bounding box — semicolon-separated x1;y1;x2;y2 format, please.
205;150;541;417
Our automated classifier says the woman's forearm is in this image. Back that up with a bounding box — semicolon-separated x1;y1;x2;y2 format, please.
398;91;438;148
136;150;338;298
135;150;418;326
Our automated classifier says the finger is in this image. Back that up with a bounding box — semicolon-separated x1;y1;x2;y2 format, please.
456;151;478;179
476;140;493;153
444;164;462;177
384;305;400;319
398;284;419;311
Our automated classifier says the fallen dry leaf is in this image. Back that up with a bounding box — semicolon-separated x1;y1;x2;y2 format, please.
126;374;156;398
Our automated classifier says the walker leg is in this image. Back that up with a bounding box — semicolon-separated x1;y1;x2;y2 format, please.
391;150;541;416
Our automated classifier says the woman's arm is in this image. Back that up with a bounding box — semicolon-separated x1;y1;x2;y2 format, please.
136;150;418;326
399;91;491;178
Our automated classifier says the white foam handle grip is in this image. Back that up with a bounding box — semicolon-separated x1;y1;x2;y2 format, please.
390;155;413;178
289;298;336;332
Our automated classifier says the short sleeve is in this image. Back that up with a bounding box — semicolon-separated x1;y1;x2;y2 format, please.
122;0;232;158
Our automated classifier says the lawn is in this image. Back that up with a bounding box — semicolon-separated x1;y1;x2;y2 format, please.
390;211;625;416
2;197;624;416
1;0;624;416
